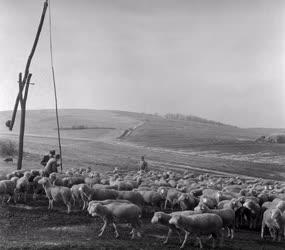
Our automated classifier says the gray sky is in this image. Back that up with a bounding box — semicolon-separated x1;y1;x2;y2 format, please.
0;0;284;128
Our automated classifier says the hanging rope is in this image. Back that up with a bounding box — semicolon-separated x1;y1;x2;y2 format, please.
48;0;63;172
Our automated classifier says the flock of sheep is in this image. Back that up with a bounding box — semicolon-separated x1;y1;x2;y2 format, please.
0;166;285;249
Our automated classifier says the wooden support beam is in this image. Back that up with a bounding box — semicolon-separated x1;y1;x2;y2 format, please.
17;73;32;170
8;0;48;131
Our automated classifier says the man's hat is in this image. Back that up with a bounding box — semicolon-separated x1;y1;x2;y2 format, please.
49;150;56;155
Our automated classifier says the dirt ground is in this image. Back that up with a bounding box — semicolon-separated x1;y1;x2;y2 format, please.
0;192;284;250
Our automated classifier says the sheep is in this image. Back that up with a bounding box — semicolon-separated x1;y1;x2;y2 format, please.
178;193;199;211
198;196;218;209
164;188;183;210
0;177;18;204
217;198;242;211
31;176;45;200
261;208;284;241
169;213;223;249
79;185;119;209
151;210;200;244
243;199;261;229
38;177;72;214
84;176;100;187
71;183;89;210
137;190;164;209
117;191;144;206
49;173;64;186
62;176;85;188
14;171;32;203
196;203;235;239
88;200;142;239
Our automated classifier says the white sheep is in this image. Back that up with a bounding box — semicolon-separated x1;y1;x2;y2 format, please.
261;208;284;241
151;210;200;244
14;171;32;203
88;200;142;239
38;177;72;214
196;203;235;239
169;213;223;249
0;177;18;203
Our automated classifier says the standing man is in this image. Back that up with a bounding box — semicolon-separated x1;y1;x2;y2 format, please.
139;156;148;172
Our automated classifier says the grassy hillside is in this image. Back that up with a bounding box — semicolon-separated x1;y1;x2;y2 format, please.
1;109;285;147
122;115;285;148
0;109;141;140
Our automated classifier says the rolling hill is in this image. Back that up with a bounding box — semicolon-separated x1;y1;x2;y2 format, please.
1;109;285;148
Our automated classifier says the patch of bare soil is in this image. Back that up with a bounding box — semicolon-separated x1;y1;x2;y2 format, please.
0;199;285;250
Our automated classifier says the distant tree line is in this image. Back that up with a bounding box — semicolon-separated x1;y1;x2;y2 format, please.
164;113;227;126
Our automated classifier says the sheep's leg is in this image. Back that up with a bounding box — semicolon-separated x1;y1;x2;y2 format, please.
98;221;107;237
164;199;168;210
24;192;27;203
136;230;141;238
269;228;276;241
7;195;12;204
217;229;224;248
180;231;189;249
163;228;172;244
112;223;119;238
130;227;136;240
67;202;71;214
1;195;5;205
230;228;234;239
261;223;265;239
176;229;182;243
197;237;203;249
82;200;87;211
50;200;54;210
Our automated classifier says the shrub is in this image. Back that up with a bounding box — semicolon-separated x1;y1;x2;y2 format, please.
0;140;17;156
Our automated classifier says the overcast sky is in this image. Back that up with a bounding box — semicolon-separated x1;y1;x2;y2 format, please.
0;0;284;128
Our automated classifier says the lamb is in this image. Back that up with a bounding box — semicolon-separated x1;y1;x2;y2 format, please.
0;177;18;203
14;171;32;203
38;177;72;214
169;213;223;249
88;200;142;239
196;203;235;239
261;208;284;241
151;210;200;244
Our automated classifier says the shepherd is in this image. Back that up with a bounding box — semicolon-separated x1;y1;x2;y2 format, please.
138;156;148;172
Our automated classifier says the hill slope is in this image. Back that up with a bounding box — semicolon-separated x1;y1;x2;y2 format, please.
1;109;285;148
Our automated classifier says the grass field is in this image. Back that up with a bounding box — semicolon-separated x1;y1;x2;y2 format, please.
0;109;285;249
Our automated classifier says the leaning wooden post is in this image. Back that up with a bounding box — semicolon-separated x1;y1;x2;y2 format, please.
9;1;48;131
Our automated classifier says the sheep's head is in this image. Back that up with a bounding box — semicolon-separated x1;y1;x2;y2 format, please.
23;171;32;178
169;214;181;225
178;193;190;203
10;176;19;184
88;203;104;217
151;212;163;224
38;177;50;185
49;173;57;180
